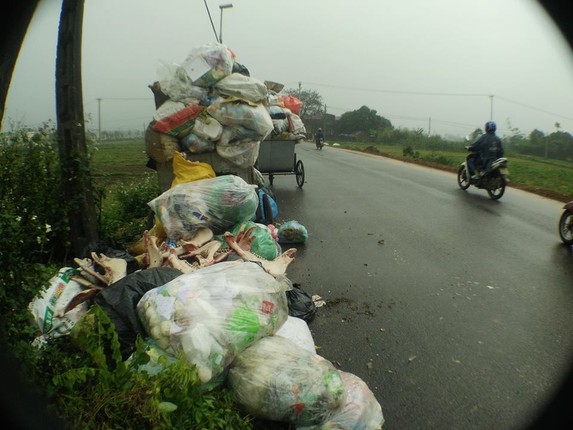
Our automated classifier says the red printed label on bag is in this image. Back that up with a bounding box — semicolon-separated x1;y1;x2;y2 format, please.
260;300;275;314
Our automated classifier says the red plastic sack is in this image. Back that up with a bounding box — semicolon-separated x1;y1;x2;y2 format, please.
151;104;204;137
280;95;302;115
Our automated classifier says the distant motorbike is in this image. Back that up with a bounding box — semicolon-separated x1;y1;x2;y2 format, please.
316;137;324;150
558;201;573;245
457;147;509;200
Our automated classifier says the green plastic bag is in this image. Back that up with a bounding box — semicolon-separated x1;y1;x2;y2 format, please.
230;221;282;260
277;220;308;244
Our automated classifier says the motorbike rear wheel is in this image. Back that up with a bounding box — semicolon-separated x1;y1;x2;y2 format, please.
559;210;573;245
487;177;506;200
457;166;470;190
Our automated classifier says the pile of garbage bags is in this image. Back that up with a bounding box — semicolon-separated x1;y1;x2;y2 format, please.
146;42;307;172
28;254;384;428
26;42;384;429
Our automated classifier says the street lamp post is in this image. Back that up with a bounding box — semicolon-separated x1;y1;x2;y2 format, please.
219;3;233;43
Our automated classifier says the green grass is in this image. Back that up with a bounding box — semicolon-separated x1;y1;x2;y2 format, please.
332;141;573;202
90;139;573;202
90;140;151;185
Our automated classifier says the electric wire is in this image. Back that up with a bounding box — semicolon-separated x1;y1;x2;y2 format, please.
203;0;219;43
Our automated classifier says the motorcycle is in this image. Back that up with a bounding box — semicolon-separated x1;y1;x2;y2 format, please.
316;137;324;150
457;147;509;200
558;201;573;245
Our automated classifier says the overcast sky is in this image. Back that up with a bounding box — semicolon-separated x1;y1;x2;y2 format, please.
4;0;573;138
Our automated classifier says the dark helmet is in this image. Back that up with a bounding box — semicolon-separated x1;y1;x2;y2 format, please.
485;121;496;133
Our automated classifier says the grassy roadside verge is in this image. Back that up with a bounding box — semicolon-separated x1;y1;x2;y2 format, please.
329;141;573;203
89;139;573;203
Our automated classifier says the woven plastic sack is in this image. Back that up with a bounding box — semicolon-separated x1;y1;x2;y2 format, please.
28;267;89;347
137;261;289;383
145;125;180;163
151;101;204;138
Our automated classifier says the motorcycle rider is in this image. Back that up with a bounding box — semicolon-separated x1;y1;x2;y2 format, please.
315;128;324;148
468;121;504;178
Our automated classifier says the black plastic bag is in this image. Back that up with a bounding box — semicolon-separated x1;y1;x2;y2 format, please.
286;283;316;323
94;267;183;358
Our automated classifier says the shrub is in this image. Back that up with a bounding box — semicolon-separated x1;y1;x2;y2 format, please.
99;174;160;249
0;124;71;350
0;126;254;429
45;305;253;429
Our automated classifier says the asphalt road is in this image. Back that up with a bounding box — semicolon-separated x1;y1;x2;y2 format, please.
267;141;573;430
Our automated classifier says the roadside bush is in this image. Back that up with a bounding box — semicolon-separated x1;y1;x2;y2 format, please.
0;126;255;429
99;174;160;249
0;124;71;349
0;123;70;265
45;305;253;430
403;146;420;159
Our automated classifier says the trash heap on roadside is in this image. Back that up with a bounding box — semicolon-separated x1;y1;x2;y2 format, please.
26;42;384;429
145;42;306;181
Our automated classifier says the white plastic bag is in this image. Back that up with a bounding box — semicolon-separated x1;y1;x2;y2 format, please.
288;111;307;135
137;261;289;383
275;316;316;354
148;175;258;241
179;132;216;154
28;267;89;346
298;371;385;430
181;43;234;87
207;100;273;139
228;335;346;426
214;73;268;103
216;139;260;168
193;115;223;141
156;60;209;102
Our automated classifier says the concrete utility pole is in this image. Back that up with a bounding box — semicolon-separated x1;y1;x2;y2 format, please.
97;97;101;142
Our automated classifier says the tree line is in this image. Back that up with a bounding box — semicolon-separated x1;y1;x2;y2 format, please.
293;88;573;162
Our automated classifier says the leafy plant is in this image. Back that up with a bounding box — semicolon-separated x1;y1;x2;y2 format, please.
402;146;419;159
0;124;72;351
99;174;160;249
48;305;253;429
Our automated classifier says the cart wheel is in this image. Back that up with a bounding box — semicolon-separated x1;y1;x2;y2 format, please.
262;194;274;225
295;160;305;188
269;174;274;185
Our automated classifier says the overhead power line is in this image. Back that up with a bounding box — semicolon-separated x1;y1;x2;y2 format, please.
302;81;572;124
495;95;573;121
302;81;489;97
94;97;149;101
203;0;219;42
